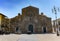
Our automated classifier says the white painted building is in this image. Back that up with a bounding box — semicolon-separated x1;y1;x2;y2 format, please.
53;18;60;34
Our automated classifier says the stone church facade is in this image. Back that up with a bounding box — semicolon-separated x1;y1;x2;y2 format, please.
10;6;52;34
0;6;52;34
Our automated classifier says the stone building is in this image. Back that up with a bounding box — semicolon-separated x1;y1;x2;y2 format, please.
0;6;52;34
10;6;52;34
0;13;9;32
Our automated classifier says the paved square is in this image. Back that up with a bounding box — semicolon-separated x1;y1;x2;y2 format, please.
0;34;60;41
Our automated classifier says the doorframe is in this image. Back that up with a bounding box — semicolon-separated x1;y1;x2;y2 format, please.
27;23;35;33
42;26;47;33
28;24;33;33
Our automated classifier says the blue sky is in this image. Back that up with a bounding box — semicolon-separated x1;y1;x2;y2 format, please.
0;0;60;20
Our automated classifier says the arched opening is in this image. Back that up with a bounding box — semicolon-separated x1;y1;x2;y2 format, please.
43;27;46;33
28;25;33;33
16;27;19;32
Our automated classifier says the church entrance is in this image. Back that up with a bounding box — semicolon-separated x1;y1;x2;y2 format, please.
43;27;46;33
16;27;19;32
28;25;33;33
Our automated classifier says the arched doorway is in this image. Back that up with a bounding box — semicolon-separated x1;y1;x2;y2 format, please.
16;27;19;32
43;27;46;33
28;25;33;33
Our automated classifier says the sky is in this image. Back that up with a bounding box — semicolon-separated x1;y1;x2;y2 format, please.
0;0;60;20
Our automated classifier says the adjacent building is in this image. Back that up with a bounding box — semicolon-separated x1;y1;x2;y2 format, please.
53;18;60;33
0;13;9;32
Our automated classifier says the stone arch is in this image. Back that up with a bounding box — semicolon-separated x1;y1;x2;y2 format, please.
43;27;47;33
28;24;33;33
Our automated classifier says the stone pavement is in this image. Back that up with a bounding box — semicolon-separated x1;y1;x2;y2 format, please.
0;34;60;41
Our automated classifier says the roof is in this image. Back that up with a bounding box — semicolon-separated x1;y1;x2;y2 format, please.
0;13;6;17
22;6;39;10
53;18;60;22
40;12;51;19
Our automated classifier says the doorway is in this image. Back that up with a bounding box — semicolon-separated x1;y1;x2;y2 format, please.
16;27;19;32
43;27;46;33
28;25;33;33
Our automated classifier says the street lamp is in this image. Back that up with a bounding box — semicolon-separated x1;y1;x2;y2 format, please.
52;6;60;36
